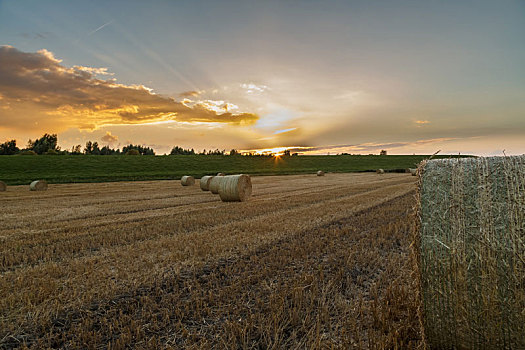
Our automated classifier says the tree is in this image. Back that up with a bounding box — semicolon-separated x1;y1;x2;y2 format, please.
71;145;82;155
27;133;59;154
91;142;100;155
207;149;225;155
283;149;291;157
100;145;119;155
170;146;195;155
126;149;140;155
122;144;155;155
380;150;387;156
229;149;239;156
84;141;93;155
0;139;19;155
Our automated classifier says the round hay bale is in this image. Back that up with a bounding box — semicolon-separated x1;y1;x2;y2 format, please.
416;156;525;349
180;176;195;186
0;181;6;192
200;176;213;191
209;176;224;194
376;168;385;174
29;180;48;191
409;168;417;176
216;172;225;176
317;170;325;176
218;174;252;202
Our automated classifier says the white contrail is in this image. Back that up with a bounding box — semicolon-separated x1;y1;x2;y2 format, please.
87;20;114;36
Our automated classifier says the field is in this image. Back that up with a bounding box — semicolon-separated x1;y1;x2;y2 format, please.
0;154;465;185
0;173;421;349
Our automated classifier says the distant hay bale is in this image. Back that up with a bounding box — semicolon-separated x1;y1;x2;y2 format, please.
216;172;225;176
409;168;417;176
218;174;252;202
317;170;325;176
29;180;48;191
376;169;385;174
209;176;224;194
0;181;6;192
415;156;525;349
180;176;195;186
200;176;213;191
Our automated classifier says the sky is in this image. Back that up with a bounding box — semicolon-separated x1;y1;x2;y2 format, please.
0;0;524;155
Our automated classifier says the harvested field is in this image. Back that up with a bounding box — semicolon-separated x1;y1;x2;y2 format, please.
0;173;421;349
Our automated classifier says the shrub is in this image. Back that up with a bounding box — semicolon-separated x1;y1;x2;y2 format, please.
19;150;37;155
126;149;140;155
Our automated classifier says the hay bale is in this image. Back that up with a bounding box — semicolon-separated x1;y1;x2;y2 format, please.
376;169;385;174
0;181;6;192
409;168;417;176
416;156;525;349
218;174;252;202
200;176;213;191
317;170;325;176
29;180;48;191
180;176;195;186
209;176;224;194
216;172;225;176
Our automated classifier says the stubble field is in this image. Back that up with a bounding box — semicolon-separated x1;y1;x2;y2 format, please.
0;173;422;349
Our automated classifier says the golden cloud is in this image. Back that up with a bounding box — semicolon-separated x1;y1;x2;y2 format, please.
100;131;118;143
0;46;258;132
178;90;203;98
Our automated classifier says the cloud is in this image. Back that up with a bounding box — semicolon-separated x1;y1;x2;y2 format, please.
73;66;113;76
20;32;49;39
179;90;203;98
0;46;258;133
100;131;118;143
240;83;269;94
273;127;297;135
414;120;430;125
283;138;457;154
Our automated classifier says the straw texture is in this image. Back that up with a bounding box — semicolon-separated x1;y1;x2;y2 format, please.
417;156;525;349
181;176;195;186
29;180;48;191
218;174;252;202
209;176;224;194
317;171;325;176
200;176;213;191
0;181;6;192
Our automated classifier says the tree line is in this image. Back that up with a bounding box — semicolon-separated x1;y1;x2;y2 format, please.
0;134;255;156
0;134;155;156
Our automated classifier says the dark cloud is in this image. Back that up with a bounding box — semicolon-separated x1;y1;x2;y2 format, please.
0;46;258;132
19;32;49;39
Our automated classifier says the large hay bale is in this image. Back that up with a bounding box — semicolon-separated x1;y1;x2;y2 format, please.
0;181;6;192
409;168;417;176
180;176;195;186
317;170;325;176
218;174;252;202
29;180;48;191
200;176;213;191
416;156;525;349
209;176;224;194
376;168;385;174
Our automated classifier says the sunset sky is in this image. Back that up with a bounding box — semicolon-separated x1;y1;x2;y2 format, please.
0;0;524;155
